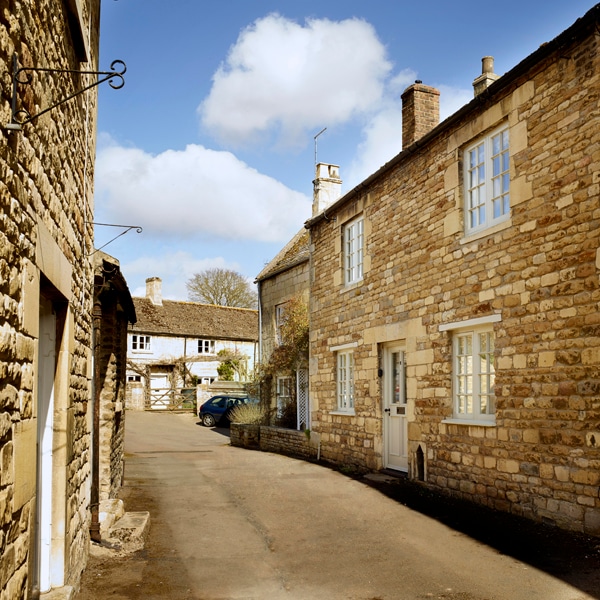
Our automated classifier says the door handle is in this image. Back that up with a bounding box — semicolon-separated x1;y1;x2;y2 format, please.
384;408;391;414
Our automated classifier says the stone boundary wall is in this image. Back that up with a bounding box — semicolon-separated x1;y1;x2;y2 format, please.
260;427;317;460
230;423;261;449
231;424;318;460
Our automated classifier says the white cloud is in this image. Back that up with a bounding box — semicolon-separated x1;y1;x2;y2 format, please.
199;14;392;148
95;139;310;243
347;107;403;186
347;69;417;185
347;81;473;187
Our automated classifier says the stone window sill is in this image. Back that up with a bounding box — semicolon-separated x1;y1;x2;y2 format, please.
442;418;496;427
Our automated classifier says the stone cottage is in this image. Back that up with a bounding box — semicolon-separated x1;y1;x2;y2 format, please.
92;251;136;539
0;1;132;597
256;164;342;428
305;5;600;535
127;278;259;409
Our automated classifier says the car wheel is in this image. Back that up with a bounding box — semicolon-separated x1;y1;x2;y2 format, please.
202;413;216;427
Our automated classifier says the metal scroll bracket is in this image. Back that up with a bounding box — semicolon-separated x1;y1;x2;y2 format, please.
88;222;143;256
6;53;126;131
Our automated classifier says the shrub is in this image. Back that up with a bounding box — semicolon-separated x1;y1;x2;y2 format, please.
229;402;266;425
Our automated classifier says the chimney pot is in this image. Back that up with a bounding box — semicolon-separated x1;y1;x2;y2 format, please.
473;56;500;96
482;56;494;74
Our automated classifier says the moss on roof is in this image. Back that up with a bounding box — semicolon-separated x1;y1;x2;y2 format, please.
255;229;309;282
130;297;258;341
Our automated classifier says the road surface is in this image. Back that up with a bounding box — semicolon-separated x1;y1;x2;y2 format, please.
76;412;600;600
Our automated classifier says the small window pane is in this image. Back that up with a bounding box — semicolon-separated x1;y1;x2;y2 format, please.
492;155;500;176
477;144;485;163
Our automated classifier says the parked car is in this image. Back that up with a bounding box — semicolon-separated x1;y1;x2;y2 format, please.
198;395;249;427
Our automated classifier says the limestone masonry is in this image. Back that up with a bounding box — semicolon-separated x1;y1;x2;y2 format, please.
306;6;600;536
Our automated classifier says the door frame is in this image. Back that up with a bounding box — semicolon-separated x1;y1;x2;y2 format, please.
35;297;57;593
382;342;408;472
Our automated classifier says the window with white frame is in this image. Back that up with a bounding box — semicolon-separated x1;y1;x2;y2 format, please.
198;339;215;354
127;375;141;382
465;126;510;234
131;335;151;351
452;326;495;421
337;350;355;412
344;216;364;285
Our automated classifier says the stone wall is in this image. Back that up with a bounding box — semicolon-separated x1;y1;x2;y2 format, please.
230;424;318;460
260;426;317;460
94;254;135;502
230;423;261;449
259;257;309;363
308;12;600;535
0;0;101;596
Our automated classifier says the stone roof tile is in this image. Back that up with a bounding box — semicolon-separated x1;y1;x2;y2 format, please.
255;229;309;282
130;298;258;341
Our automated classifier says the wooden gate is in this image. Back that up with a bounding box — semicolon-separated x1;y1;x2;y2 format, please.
146;388;197;412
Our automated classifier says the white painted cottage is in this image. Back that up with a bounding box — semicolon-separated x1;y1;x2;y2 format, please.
127;278;258;408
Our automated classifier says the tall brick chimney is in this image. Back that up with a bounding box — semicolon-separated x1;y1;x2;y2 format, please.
312;163;342;216
401;81;440;149
146;277;162;306
473;56;499;96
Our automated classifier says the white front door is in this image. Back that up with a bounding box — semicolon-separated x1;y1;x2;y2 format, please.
383;344;408;472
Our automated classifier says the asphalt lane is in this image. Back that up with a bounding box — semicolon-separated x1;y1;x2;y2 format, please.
77;412;599;600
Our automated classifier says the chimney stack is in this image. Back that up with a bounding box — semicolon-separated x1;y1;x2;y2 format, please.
401;81;440;149
312;163;342;216
146;277;162;306
473;56;499;96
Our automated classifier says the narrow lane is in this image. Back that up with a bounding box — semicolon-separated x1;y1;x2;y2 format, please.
77;412;599;600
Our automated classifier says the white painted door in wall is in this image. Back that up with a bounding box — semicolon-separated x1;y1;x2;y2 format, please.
36;297;56;593
383;344;408;472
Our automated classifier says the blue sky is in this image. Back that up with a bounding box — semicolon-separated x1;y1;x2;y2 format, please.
94;0;596;300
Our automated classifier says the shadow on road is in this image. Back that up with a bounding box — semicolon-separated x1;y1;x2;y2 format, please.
194;420;232;439
356;469;600;599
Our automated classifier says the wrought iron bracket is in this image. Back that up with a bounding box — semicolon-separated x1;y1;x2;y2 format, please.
6;53;126;131
88;222;143;256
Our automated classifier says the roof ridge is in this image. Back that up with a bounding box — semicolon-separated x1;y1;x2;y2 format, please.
132;296;257;312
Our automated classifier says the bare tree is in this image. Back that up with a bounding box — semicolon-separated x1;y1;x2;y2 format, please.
186;268;257;308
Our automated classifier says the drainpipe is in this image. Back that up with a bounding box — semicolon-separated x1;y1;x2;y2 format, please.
257;280;262;361
257;280;262;401
90;293;102;542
